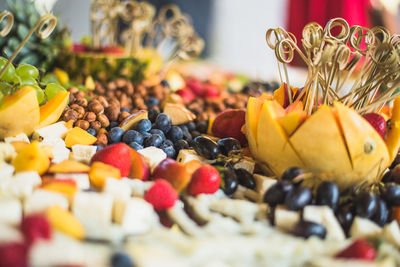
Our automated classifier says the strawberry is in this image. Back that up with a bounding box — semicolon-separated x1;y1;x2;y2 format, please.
91;143;132;177
144;179;178;210
363;113;387;139
0;242;28;267
203;84;220;98
186;79;205;96
187;165;221;196
211;109;247;145
176;88;196;103
336;239;376;261
21;214;52;245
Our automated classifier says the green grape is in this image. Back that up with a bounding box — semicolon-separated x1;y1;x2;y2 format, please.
0;91;4;107
41;73;60;85
0;81;14;95
45;83;66;100
16;64;39;80
20;77;37;86
0;57;17;83
32;85;45;104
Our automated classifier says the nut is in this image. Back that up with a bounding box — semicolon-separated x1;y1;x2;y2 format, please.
74;98;88;107
88;100;104;114
118;111;131;122
84;111;97;122
97;113;110;128
69;87;79;94
96;96;109;108
74;106;85;119
105;106;120;121
109;99;121;109
98;128;108;136
95;133;108;146
63;109;78;122
75;120;90;130
91;121;102;132
76;91;85;99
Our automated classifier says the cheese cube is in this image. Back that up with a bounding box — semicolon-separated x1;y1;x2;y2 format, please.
103;178;131;201
33;122;69;140
121;178;154;197
383;220;400;247
71;145;97;164
138;146;166;171
114;197;158;234
275;206;300;232
303;205;345;241
0;196;22;225
253;174;277;201
55;173;90;190
4;133;30;143
0;171;41;199
209;198;260;225
0;142;17;163
73;192;113;239
233;157;255;174
41;137;70;163
176;149;205;164
0;162;14;178
24;189;69;214
0;223;23;243
350;216;382;238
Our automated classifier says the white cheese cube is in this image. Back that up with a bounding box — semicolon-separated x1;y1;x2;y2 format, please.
103;178;131;201
55;173;90;190
253;174;277;202
0;196;22;225
0;162;14;178
233;157;255;174
383;220;400;247
114;197;159;234
303;205;345;241
121;178;154;197
0;171;41;199
0;223;23;243
167;201;203;237
350;216;382;238
41;137;70;163
275;206;300;232
33;122;69;140
0;142;16;162
176;149;205;164
4;133;30;143
24;189;69;214
209;198;261;225
71;145;97;163
138;146;166;171
73;192;113;239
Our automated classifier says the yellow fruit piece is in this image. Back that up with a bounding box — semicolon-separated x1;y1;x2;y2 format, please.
39;90;70;128
257;100;304;176
42;182;77;201
65;120;74;129
12;140;50;175
53;68;69;86
11;142;53;158
386;97;400;162
46;205;85;239
335;102;390;185
0;86;39;139
278;110;307;136
65;127;97;148
89;161;121;188
207;117;215;135
290;105;352;182
84;76;95;90
166;70;185;92
48;160;90;173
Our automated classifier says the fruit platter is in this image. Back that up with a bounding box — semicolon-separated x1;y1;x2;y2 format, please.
4;1;400;266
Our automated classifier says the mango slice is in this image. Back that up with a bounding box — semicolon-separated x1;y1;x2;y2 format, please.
48;160;91;173
12;140;50;175
0;86;39;139
257;100;304;176
46;205;85;239
290;105;352;182
89;161;121;188
335;102;389;184
39;90;70;128
386;96;400;162
278;110;307;136
65;127;97;148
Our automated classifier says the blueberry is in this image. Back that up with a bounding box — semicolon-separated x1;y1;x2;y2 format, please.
150;129;165;140
129;141;143;151
179;125;189;133
145;97;159;108
167;126;183;142
186;122;196;132
162;139;174;147
143;134;163;147
141;132;152;139
191;130;201;138
109;127;124;143
155;113;171;133
160;79;170;87
196;120;208;134
135;119;152;133
182;130;192;142
122;130;143;145
109;120;119;129
87;128;96;136
110;252;135;267
148;108;159;123
174;139;189;152
162;146;176;158
96;145;104;151
120;107;130;113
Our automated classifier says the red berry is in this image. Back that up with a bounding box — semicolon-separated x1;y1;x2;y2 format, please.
363;113;387;139
176;88;196;103
144;179;178;210
203;84;220;98
186;79;205;97
0;243;28;267
187;165;221;196
336;239;376;261
21;214;52;245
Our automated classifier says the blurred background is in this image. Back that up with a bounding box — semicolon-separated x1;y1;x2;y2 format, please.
1;0;400;83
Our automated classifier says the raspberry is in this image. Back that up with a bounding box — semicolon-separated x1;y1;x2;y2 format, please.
144;179;178;210
0;242;28;267
187;165;221;196
336;239;376;261
21;214;52;245
363;113;387;139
